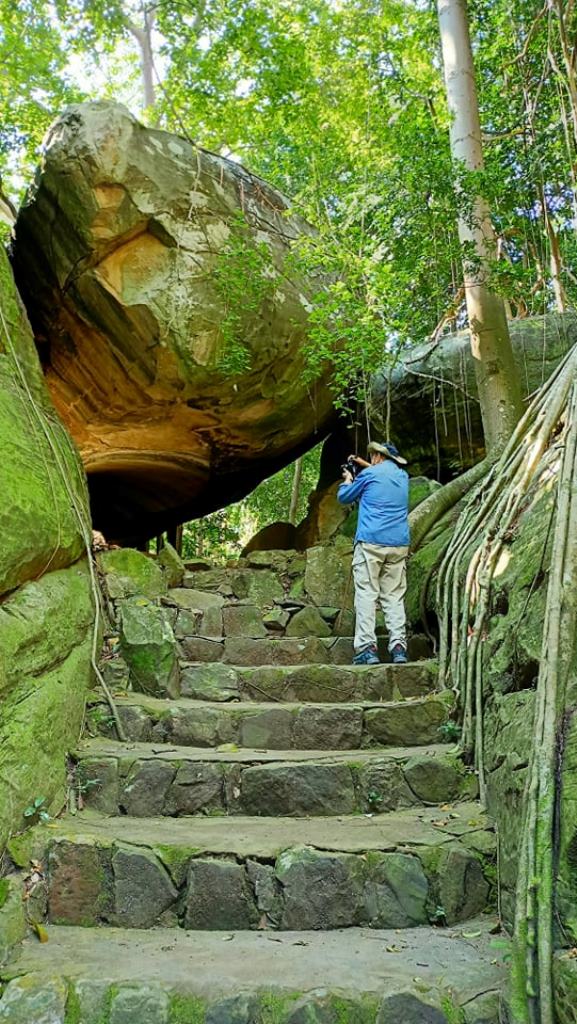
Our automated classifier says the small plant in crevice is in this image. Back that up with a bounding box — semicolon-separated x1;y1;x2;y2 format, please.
431;904;448;926
438;720;461;743
69;763;102;813
366;789;383;812
23;797;50;824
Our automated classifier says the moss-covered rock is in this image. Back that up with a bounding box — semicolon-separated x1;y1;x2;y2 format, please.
0;587;94;845
119;597;179;697
0;876;26;964
0;247;87;597
0;248;94;849
98;548;167;601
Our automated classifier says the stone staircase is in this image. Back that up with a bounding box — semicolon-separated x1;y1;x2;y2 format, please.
0;551;508;1023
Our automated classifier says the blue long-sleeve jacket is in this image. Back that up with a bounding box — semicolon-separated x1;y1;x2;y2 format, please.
337;461;410;547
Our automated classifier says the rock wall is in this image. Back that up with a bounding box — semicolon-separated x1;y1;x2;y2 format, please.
404;454;573;934
12;102;335;546
0;246;94;848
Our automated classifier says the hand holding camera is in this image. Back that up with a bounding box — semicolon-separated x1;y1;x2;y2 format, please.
341;455;365;482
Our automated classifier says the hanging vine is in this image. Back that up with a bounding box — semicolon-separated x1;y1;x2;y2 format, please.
0;301;126;743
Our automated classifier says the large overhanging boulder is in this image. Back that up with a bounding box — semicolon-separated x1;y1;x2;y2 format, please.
370;313;577;479
12;102;333;544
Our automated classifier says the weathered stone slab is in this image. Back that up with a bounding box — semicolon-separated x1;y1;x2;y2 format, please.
363;853;428;927
98;548;167;601
109;984;170;1024
239;763;357;817
166;588;225;612
223;637;328;666
263;608;291;631
152;706;238;747
119;760;176;817
433;845;490;923
365;698;450;747
404;753;470;804
184;859;259;929
276;847;365;929
76;757;120;815
286;607;332;638
179;636;224;662
119;597;179;698
238;707;295;748
304;546;353;609
96;703;153;742
112;846;178;928
376;993;448;1024
222;605;267;638
48;841;111;926
293;706;363;750
156;543;185;589
0;976;68;1024
166;762;224;815
180;663;240;701
356;761;413;813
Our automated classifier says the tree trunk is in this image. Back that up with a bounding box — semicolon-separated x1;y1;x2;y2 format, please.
127;9;156;115
288;457;304;525
437;0;523;452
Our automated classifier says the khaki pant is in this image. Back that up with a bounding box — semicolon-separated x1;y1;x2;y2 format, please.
352;542;409;653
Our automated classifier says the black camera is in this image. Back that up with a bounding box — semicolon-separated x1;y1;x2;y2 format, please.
341;457;359;479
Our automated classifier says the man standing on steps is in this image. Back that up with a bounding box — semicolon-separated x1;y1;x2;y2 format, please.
337;441;410;666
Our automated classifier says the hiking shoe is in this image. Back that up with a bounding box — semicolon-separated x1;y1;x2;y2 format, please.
353;646;380;666
391;644;408;664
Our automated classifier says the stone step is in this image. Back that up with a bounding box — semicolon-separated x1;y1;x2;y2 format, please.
33;803;495;932
0;920;506;1024
74;738;477;818
177;635;431;667
88;692;453;750
177;660;437;703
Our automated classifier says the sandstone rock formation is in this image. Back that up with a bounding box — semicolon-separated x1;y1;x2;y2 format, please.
0;246;94;846
12;102;334;545
370;312;577;478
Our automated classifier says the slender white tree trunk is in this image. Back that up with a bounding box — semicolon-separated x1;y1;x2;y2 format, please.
438;0;523;452
128;7;156;115
288;457;303;525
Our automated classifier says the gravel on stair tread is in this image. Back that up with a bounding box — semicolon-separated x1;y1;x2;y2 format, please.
75;738;453;764
2;920;507;1002
44;801;492;856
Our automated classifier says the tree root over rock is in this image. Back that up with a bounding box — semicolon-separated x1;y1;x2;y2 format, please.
430;341;577;1023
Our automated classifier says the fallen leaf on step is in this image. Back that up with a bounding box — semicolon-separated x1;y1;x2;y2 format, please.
461;931;482;939
216;743;239;753
222;934;235;941
31;922;49;943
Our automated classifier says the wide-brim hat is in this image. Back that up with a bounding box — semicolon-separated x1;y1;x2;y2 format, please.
367;441;408;466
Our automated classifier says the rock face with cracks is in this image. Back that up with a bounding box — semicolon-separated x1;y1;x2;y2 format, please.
0;245;94;850
12;101;333;544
